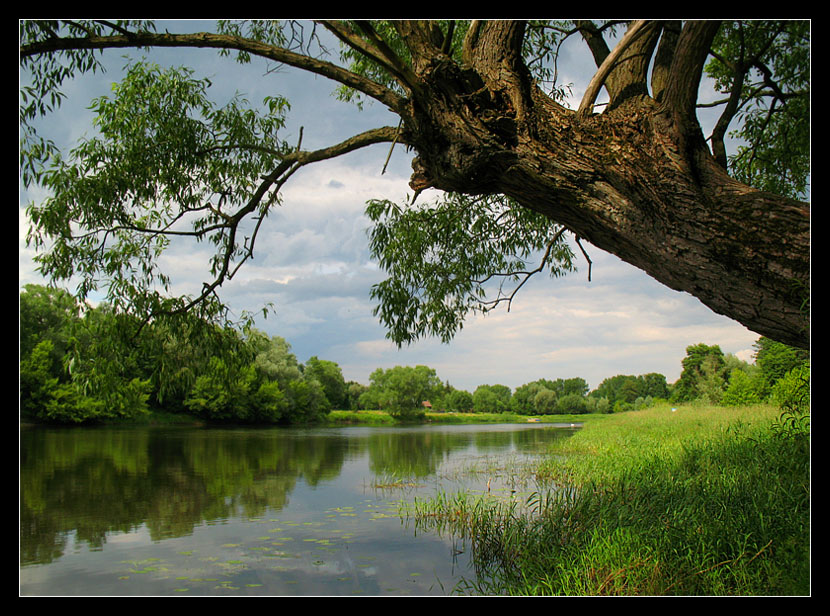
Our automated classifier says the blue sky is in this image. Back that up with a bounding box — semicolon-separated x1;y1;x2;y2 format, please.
19;20;761;392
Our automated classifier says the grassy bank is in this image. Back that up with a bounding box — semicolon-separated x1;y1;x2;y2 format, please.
95;408;599;427
326;409;604;426
406;403;810;596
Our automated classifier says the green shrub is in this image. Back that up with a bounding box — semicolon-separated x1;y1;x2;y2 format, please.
771;363;810;415
721;369;764;406
20;339;150;423
557;393;588;414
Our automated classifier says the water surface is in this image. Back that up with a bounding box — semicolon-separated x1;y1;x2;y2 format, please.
20;422;577;596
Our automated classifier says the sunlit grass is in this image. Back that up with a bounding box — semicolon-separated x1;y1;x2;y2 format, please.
407;403;810;596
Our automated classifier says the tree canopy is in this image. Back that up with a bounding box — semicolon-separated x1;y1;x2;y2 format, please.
20;19;810;354
20;282;807;424
360;365;442;417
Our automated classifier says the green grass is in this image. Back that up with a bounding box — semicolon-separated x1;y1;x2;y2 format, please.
121;407;601;428
326;409;604;426
325;409;400;425
407;403;810;596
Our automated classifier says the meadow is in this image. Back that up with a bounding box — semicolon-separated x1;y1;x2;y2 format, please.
404;403;810;595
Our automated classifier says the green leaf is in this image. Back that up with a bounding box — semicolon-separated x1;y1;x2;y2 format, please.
366;192;576;345
23;58;292;329
705;20;810;199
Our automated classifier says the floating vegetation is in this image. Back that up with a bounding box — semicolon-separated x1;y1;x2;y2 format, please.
120;557;169;576
370;474;426;491
22;422;580;596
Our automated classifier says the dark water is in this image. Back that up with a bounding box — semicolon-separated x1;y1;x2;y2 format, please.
20;422;577;596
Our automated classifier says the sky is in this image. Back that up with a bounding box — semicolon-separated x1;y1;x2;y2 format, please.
19;20;762;393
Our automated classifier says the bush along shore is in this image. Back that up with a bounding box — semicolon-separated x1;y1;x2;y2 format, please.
404;403;810;596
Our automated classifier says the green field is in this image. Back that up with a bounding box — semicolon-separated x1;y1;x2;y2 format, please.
406;403;810;596
326;408;601;426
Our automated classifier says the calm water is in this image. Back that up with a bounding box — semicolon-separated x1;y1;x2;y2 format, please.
20;422;578;596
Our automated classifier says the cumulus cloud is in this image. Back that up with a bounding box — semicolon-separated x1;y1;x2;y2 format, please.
19;20;763;395
323;244;760;392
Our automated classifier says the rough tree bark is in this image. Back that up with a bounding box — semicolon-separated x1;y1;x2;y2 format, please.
395;20;809;349
20;19;810;349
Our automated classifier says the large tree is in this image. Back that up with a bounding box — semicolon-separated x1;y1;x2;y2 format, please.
20;20;809;351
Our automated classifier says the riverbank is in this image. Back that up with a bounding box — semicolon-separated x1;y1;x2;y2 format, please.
83;408;602;428
407;403;810;596
326;409;602;427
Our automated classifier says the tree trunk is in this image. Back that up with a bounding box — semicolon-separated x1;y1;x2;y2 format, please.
20;20;810;349
398;21;810;350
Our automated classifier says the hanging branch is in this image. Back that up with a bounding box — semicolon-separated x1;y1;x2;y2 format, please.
477;226;568;313
158;125;401;317
574;236;593;282
381;119;403;175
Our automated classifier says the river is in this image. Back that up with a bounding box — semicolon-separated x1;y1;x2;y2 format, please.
20;422;578;596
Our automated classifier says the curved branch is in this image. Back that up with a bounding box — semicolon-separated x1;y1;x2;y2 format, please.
169;125;402;318
577;20;654;117
461;20;484;64
319;20;421;96
710;64;748;168
659;20;722;121
21;29;407;113
292;125;404;164
651;21;682;104
574;20;612;66
477;226;567;313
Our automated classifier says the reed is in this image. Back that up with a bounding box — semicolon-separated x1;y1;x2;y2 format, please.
409;403;810;596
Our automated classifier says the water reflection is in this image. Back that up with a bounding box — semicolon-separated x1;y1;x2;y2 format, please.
20;423;576;595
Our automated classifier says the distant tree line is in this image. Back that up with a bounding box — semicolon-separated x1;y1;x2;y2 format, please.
20;284;809;424
19;284;356;424
667;341;809;413
348;339;807;419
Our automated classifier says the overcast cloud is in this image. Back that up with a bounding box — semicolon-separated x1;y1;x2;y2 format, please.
19;20;762;393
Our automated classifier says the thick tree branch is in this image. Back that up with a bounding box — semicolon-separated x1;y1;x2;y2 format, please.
461;20;532;123
393;20;445;62
577;20;656;117
659;20;722;121
319;20;421;97
21;30;407;113
577;19;661;108
651;20;682;103
575;20;612;67
461;20;484;64
462;20;527;72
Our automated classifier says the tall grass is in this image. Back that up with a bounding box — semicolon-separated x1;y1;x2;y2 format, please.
325;409;401;425
408;404;810;596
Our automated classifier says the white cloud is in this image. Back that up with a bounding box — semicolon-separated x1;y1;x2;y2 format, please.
19;20;766;396
329;244;761;392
